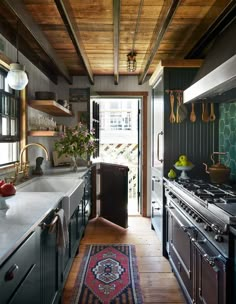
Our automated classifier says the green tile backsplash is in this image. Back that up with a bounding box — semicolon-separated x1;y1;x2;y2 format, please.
219;102;236;181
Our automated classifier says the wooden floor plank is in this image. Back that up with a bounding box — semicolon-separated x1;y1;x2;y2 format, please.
62;216;186;304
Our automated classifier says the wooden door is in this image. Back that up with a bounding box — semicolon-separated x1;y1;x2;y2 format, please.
99;163;129;228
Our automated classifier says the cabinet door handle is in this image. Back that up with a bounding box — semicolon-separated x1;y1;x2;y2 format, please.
166;205;193;232
157;131;164;163
5;264;19;281
191;239;223;267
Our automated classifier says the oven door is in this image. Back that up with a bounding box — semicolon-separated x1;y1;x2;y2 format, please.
193;233;227;304
166;201;194;302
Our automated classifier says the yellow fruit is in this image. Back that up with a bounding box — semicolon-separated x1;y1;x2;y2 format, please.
179;154;187;162
175;161;182;166
168;169;176;179
180;160;188;166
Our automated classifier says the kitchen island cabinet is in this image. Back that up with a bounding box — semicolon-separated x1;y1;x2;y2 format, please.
0;168;92;304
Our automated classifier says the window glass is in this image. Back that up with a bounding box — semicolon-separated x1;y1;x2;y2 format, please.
0;66;20;166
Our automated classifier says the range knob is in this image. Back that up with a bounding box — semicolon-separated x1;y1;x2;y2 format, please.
204;224;212;231
211;224;223;234
196;217;202;223
215;235;224;242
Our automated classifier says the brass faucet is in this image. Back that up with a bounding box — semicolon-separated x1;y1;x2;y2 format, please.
16;143;50;180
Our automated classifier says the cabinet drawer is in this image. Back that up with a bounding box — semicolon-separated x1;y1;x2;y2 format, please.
0;232;38;304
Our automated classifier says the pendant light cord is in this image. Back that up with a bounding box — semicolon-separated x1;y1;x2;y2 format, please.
131;0;144;54
16;20;19;63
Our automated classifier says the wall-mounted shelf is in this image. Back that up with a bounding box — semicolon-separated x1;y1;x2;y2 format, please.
29;100;73;116
28;131;61;137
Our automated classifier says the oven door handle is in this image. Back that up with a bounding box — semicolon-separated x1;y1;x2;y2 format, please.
191;238;224;267
166;205;194;234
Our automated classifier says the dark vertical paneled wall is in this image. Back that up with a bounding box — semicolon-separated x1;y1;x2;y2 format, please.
163;68;219;178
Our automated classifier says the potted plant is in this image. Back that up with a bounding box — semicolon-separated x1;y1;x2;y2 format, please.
54;123;96;171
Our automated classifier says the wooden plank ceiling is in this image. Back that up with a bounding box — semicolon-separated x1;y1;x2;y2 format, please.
0;0;235;85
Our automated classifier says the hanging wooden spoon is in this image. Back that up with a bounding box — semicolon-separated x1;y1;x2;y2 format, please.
202;102;209;122
190;103;196;122
169;91;175;123
201;102;205;121
209;103;216;121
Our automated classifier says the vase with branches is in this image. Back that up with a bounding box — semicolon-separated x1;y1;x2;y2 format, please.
54;123;96;171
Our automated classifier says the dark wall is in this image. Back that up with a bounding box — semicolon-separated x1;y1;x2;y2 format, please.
163;68;219;179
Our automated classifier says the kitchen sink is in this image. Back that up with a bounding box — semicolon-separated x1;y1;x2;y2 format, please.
17;177;84;221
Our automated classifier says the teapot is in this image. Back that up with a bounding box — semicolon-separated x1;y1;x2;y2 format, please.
203;152;230;184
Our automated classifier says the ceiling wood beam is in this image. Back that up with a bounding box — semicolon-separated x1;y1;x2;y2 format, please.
113;0;120;85
138;0;180;85
0;18;58;84
2;0;72;84
186;1;236;59
54;0;94;85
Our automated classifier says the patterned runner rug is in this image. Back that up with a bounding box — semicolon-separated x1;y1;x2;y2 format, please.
70;244;143;304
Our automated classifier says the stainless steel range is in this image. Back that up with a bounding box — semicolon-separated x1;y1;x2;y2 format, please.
165;178;236;257
164;178;234;304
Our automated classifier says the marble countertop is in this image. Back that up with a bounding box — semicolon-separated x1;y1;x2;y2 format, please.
0;167;88;266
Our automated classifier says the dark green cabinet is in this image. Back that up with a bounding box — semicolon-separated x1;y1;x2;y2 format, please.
69;202;83;258
40;209;60;304
0;231;40;304
70;169;92;258
83;169;92;225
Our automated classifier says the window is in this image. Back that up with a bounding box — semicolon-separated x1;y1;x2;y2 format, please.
0;66;20;166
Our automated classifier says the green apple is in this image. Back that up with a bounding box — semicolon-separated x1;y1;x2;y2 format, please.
175;161;182;166
168;169;176;179
180;160;188;166
179;154;187;162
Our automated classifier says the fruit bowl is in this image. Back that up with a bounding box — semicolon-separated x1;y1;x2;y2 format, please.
174;164;194;179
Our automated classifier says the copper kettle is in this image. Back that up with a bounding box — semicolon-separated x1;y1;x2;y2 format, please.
203;152;230;184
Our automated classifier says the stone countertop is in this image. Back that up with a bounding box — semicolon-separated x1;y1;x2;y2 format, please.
0;167;89;266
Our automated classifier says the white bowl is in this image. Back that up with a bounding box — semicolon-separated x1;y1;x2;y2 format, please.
174;164;194;171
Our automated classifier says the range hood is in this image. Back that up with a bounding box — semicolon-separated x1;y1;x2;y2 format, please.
184;18;236;103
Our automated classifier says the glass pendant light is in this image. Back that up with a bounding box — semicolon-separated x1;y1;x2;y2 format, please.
127;52;137;72
6;21;28;91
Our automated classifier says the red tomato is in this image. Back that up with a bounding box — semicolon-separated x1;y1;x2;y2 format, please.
0;183;16;197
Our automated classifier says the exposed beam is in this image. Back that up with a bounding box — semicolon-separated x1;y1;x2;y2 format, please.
113;0;120;85
54;0;94;85
0;18;58;84
186;1;236;59
138;0;180;85
2;0;72;84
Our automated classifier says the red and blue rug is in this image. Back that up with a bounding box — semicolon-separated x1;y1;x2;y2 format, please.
71;244;143;304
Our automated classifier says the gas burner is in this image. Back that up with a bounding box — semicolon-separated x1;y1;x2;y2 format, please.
217;197;236;204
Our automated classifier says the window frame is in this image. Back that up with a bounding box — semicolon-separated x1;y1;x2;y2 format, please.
0;55;27;169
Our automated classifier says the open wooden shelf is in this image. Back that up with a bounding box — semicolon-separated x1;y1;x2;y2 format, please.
29;100;73;116
28;131;61;137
